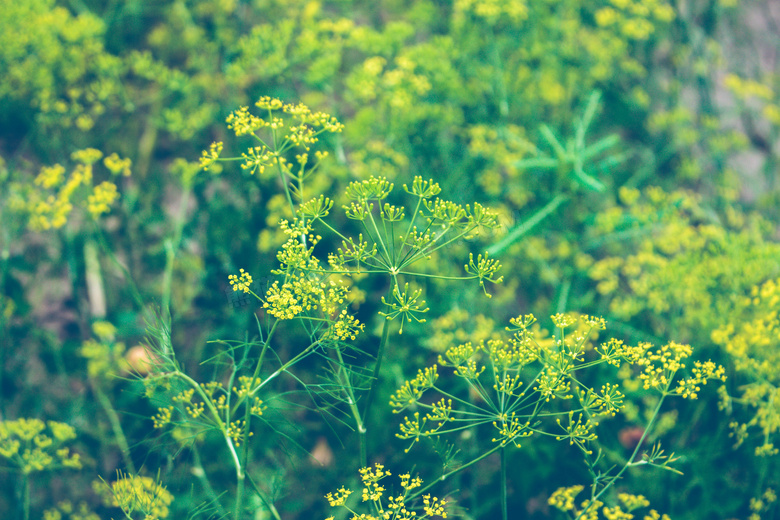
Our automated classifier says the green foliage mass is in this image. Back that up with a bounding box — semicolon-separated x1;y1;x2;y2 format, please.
1;0;779;519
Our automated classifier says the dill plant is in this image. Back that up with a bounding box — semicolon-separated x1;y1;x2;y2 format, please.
390;313;725;520
145;97;503;519
0;419;82;520
1;95;729;520
0;1;777;518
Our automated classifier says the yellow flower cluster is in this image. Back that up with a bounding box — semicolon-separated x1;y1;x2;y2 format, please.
94;472;173;520
228;268;253;293
227;420;252;446
239;145;272;176
226;97;343;140
324;465;447;520
467;124;534;206
325;486;352;507
43;501;100;520
14;148;130;230
0;418;82;474
152;406;173;429
714;278;780;379
262;275;355;326
590;186;780;344
330;310;365;341
633;341;726;396
465;253;504;297
227;104;274;135
454;0;529;26
548;485;584;511
103;153;132;176
86;181;118;218
749;488;777;520
153;376;268;440
350;140;409;182
595;0;675;40
79;338;126;380
379;283;430;334
713;277;780;456
1;2;121;132
549;486;670;519
725;74;774;101
424;307;498;353
393;312;724;455
216;97;342;198
346;55;432;109
199;141;223;172
390;366;439;411
722;74;780;128
173;389;205;418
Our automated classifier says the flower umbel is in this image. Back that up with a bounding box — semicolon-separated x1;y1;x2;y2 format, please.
324;466;448;519
229;269;253;293
380;283;430;334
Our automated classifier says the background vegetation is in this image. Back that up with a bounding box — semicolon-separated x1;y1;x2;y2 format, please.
1;0;778;519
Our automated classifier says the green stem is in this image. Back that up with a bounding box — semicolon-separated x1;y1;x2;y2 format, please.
333;346;366;467
0;222;9;416
161;184;192;329
361;297;393;422
234;473;244;520
486;194;568;256
500;446;508;520
93;383;136;474
411;399;546;501
191;445;229;519
22;473;30;520
233;336;320;518
575;392;669;520
235;339;272;520
411;442;505;500
92;224;145;310
246;473;283;520
173;371;240;470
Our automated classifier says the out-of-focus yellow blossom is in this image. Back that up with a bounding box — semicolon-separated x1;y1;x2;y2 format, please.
87;181;119;218
590;187;780;345
103;153;132;176
0;418;82;473
725;74;773;101
16;149;129;230
454;0;529;26
763;104;780;125
94;472;173;520
43;501;100;520
713;278;780;456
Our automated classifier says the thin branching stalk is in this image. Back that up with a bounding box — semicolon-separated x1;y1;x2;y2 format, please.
500;446;508;520
92;383;136;474
191;444;229;519
575;391;670;520
160;183;192;345
21;473;30;520
331;345;367;467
